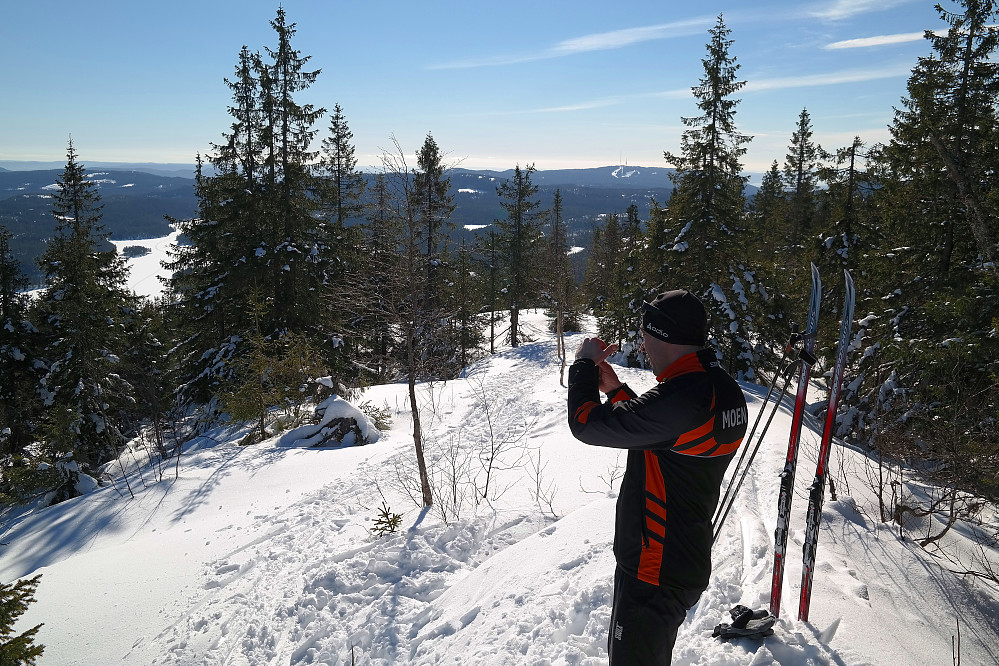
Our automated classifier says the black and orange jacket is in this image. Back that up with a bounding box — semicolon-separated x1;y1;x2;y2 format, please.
567;349;748;592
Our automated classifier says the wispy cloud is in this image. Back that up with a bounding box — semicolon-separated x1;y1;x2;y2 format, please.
529;88;690;115
807;0;915;21
744;65;912;91
430;17;712;70
550;18;712;55
514;65;910;117
825;30;942;49
533;98;625;113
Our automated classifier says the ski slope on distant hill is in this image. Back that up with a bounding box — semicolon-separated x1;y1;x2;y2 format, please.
3;310;997;664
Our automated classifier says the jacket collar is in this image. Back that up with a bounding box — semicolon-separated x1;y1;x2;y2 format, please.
655;349;709;383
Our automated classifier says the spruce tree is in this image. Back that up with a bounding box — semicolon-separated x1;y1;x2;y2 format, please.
0;574;44;665
639;198;675;295
590;206;645;360
259;7;329;338
619;203;647;364
543;189;580;383
744;162;792;369
586;213;624;341
414;133;456;309
33;140;135;488
495;165;545;347
783;108;822;250
321;103;366;228
661;14;758;378
413;133;461;377
167;9;339;410
360;172;403;380
815;136;874;326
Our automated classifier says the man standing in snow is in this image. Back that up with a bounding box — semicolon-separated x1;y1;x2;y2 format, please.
567;290;748;665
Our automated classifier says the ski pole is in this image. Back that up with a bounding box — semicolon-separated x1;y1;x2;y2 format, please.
712;356;799;544
712;325;798;525
712;325;799;529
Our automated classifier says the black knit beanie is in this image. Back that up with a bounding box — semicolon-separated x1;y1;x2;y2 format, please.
641;290;708;346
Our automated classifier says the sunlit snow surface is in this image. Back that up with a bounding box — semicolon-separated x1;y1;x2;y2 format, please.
3;259;999;664
109;229;183;299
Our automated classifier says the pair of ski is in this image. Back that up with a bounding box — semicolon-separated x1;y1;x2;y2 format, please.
770;264;855;622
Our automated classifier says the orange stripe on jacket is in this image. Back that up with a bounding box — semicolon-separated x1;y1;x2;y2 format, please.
609;388;631;404
673;417;715;449
712;438;743;456
574;401;599;424
638;450;667;585
679;436;720;457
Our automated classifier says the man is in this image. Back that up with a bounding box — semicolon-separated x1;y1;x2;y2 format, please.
567;290;748;665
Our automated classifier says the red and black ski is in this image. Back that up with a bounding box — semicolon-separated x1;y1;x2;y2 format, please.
798;269;855;621
769;263;821;618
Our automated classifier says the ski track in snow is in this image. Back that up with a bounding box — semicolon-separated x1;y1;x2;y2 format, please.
140;325;620;665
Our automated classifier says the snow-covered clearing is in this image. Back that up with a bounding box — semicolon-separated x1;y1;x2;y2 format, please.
110;228;183;299
3;239;997;664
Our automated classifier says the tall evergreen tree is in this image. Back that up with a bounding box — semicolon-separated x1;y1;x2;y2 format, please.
923;0;999;265
495;164;545;347
744;162;793;368
639;198;675;295
411;133;462;377
816;137;872;280
661;14;758;377
259;7;329;337
414;133;456;311
167;9;340;409
542;189;580;383
663;15;751;243
585;214;623;331
321;103;366;228
33;141;135;485
590;206;645;359
783;108;822;249
359;172;403;380
620;203;647;363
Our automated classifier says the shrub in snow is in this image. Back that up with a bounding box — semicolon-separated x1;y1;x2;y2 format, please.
370;501;403;537
278;395;381;448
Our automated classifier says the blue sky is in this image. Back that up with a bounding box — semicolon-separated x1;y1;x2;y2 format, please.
2;0;944;176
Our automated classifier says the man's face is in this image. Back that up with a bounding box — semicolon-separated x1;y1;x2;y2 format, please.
640;331;666;374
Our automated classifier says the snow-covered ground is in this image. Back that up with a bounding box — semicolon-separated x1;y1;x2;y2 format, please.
110;228;183;299
3;237;998;664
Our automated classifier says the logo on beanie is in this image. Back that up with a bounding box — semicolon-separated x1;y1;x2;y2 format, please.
645;321;669;339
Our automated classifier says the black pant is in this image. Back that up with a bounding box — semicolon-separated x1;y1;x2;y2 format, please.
608;565;703;665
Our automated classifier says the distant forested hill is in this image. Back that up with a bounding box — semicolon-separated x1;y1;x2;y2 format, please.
0;169;197;284
2;163;752;286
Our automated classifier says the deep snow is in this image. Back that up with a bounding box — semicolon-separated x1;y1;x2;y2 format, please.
3;237;998;665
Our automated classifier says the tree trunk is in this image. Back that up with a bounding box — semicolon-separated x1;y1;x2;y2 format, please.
407;325;433;507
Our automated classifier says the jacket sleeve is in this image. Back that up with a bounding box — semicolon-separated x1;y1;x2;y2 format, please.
567;359;710;450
